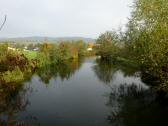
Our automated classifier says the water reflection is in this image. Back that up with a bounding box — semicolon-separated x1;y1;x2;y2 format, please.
92;59;168;126
0;59;84;126
1;58;168;126
0;84;39;126
106;84;168;126
93;59;117;84
93;59;140;84
36;59;83;84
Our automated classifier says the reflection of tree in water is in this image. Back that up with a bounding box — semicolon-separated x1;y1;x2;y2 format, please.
93;59;168;126
93;59;117;84
106;84;168;126
93;59;139;84
0;84;39;126
37;59;84;84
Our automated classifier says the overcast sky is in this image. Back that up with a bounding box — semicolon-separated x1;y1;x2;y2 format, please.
0;0;133;38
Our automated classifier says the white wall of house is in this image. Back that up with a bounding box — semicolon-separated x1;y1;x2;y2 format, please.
87;48;93;51
8;47;16;51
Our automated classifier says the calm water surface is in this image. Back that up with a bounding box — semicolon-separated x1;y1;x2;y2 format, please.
1;58;168;126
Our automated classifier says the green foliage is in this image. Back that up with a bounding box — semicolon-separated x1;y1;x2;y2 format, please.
15;43;25;49
96;31;121;61
23;51;38;60
0;48;38;85
124;0;168;89
73;40;87;57
2;67;24;83
0;43;8;54
36;52;50;67
0;44;8;61
0;41;87;86
27;43;35;50
39;41;87;64
0;51;30;72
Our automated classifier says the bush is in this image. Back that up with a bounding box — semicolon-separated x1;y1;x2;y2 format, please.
124;0;168;89
96;31;121;61
2;67;24;83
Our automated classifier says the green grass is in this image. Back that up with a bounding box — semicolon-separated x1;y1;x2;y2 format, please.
116;57;140;68
23;51;38;60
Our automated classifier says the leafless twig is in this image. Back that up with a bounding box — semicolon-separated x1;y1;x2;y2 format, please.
0;15;7;31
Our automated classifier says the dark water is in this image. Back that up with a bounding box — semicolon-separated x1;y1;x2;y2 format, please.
1;57;168;126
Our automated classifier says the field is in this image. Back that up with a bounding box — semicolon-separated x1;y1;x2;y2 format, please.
22;50;38;60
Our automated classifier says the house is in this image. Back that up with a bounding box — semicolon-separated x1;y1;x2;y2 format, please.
87;42;94;51
8;47;16;51
87;48;92;51
24;46;28;50
33;47;39;51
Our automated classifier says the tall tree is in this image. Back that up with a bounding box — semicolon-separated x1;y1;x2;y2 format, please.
126;0;168;89
96;31;120;60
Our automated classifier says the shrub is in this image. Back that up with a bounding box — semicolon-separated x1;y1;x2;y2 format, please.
2;67;24;83
96;31;121;61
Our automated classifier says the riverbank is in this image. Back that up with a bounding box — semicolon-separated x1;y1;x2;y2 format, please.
0;41;94;89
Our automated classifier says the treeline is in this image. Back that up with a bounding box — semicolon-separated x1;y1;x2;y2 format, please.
96;0;168;91
0;40;89;91
37;40;87;66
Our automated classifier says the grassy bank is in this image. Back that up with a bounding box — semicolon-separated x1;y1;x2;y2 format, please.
115;57;140;69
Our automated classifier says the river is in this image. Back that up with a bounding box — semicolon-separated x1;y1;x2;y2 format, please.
0;57;168;126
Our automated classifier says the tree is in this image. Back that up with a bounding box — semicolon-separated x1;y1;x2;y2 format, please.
96;31;120;60
126;0;168;89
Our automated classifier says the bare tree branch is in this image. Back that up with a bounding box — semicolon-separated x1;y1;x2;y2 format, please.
0;15;7;31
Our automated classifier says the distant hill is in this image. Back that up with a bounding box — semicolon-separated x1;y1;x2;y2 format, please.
0;36;95;43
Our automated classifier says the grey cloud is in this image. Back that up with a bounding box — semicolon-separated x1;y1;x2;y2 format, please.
0;0;133;38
